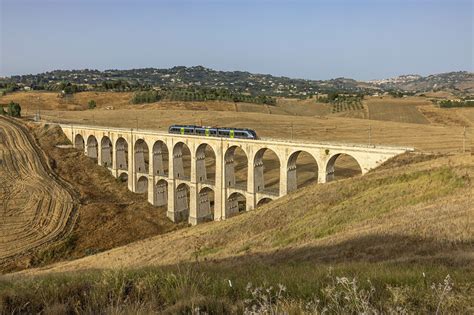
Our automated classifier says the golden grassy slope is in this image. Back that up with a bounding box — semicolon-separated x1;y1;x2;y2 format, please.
11;152;472;277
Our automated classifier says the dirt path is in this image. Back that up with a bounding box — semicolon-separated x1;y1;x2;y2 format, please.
0;117;76;263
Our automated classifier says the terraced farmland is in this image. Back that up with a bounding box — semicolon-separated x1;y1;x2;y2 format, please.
0;117;76;263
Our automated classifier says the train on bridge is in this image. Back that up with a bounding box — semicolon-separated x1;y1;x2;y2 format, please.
169;125;258;139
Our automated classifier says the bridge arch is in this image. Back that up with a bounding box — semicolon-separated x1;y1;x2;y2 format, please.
74;134;84;150
257;197;273;207
226;192;247;217
198;187;214;221
224;145;248;190
287;150;319;192
326;153;362;182
175;183;190;222
116;137;128;171
154;179;168;206
173;142;191;180
152;140;169;176
136;175;148;194
135;139;149;174
196;143;216;184
100;136;113;167
118;171;128;183
253;147;281;195
86;135;98;160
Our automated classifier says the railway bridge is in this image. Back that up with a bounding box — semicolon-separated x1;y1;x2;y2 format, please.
61;124;411;225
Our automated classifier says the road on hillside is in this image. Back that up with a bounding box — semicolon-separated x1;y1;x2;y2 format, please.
0;116;76;263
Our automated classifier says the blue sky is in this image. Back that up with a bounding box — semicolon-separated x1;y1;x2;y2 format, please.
1;0;472;80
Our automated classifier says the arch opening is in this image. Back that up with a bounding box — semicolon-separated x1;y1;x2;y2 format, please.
86;135;98;161
196;143;216;185
135;139;149;174
198;187;215;221
152;140;169;176
118;172;128;183
326;153;362;182
224;146;248;191
175;183;190;222
74;134;84;150
136;176;148;194
154;179;168;206
254;148;280;195
257;197;273;207
116;137;129;171
287;151;319;193
173;142;191;180
226;192;247;217
101;136;113;168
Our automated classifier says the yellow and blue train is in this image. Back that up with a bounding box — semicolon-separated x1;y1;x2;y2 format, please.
169;125;258;139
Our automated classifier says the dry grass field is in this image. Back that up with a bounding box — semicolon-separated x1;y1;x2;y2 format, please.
1;91;473;313
365;96;431;124
0;117;75;264
0;121;183;272
31;108;471;153
2;152;472;313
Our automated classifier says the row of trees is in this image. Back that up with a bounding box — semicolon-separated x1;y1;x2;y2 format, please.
0;101;21;117
439;99;474;108
131;87;276;105
318;93;364;105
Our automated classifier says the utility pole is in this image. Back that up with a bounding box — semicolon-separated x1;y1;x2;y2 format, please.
291;123;294;141
368;125;372;146
462;126;466;153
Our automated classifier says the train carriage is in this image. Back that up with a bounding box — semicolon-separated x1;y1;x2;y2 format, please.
169;125;258;139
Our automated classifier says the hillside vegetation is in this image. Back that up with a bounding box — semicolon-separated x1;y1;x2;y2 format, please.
2;152;472;313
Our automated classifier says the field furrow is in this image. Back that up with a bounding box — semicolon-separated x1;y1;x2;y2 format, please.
0;117;77;262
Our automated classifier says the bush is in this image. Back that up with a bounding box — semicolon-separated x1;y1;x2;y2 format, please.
7;101;21;117
88;100;97;109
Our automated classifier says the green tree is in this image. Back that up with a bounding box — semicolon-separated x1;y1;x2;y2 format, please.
7;101;21;117
88;100;97;109
0;106;5;115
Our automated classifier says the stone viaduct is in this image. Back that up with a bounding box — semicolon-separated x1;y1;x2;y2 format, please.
61;124;411;225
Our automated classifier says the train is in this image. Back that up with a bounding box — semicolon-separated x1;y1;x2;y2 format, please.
168;125;258;139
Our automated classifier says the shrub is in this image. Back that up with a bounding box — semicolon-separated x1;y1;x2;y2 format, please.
7;101;21;117
88;100;97;109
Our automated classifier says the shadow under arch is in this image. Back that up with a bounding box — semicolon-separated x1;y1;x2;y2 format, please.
136;175;148;194
196;143;216;184
135;139;149;174
118;172;128;183
253;147;280;195
101;136;113;167
175;183;190;222
326;153;362;182
86;135;98;160
116;137;129;171
226;192;247;217
173;142;191;180
74;134;84;150
152;140;169;176
256;197;273;207
224;145;248;191
287;150;319;192
154;179;168;206
197;187;215;222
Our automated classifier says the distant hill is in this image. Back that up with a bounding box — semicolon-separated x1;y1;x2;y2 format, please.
2;67;473;97
369;71;474;95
